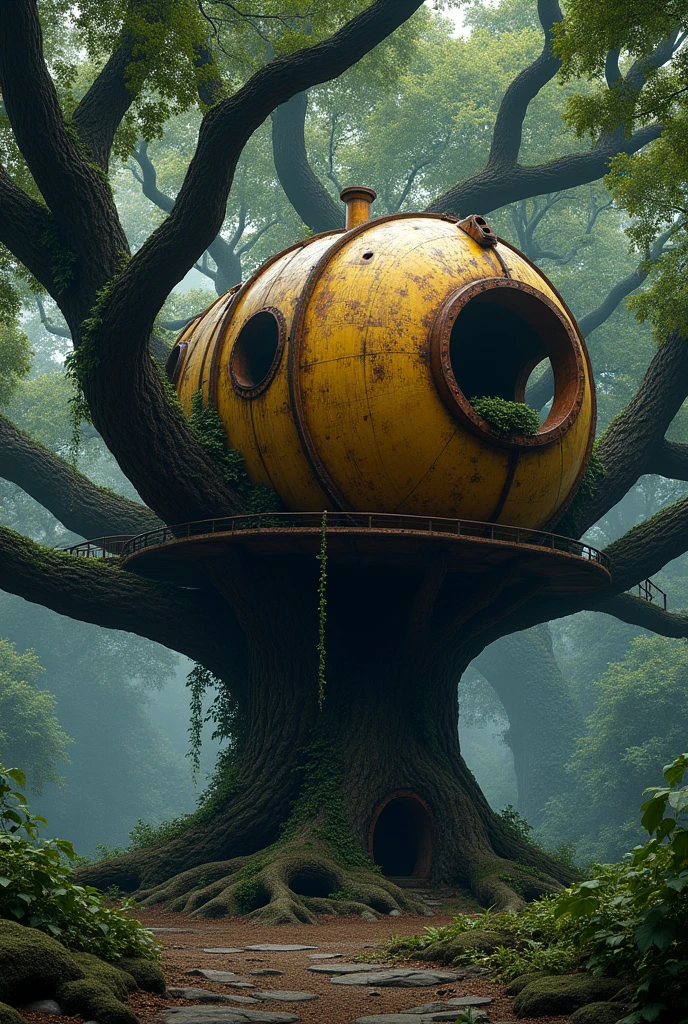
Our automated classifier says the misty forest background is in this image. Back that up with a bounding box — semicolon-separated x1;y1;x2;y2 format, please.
2;0;686;868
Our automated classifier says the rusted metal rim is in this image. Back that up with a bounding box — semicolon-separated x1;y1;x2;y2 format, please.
429;277;586;451
229;306;288;399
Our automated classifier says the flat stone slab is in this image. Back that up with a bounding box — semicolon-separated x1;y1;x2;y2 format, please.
245;944;318;952
350;1015;487;1024
402;997;493;1012
150;927;197;933
168;989;262;1005
332;970;462;988
308;953;343;960
160;1010;298;1024
204;948;247;954
308;963;383;974
250;970;285;977
185;969;254;986
254;993;318;1003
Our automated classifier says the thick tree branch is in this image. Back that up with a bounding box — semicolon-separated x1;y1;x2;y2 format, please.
595;593;688;639
0;167;56;290
487;0;563;170
573;330;688;532
428;123;662;218
118;0;424;329
272;91;344;233
0;0;128;282
649;440;688;481
602;496;688;593
71;36;137;170
0;527;238;678
131;139;241;292
0;415;160;537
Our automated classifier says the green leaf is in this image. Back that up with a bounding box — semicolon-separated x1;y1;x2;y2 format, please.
0;876;11;887
641;794;670;834
5;768;26;787
668;788;688;814
640;1004;666;1022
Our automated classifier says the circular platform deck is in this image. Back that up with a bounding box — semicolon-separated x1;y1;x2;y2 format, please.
93;512;611;594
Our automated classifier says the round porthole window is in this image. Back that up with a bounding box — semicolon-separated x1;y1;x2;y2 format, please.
230;307;286;398
430;278;584;448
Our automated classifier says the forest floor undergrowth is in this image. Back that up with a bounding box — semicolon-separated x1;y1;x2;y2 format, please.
16;903;570;1024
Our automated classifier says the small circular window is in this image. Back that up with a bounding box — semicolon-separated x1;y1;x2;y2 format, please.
230;307;286;397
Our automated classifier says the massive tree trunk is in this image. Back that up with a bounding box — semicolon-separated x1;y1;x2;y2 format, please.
79;556;574;920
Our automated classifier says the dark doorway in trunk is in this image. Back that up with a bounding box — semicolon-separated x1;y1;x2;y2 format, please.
369;791;432;878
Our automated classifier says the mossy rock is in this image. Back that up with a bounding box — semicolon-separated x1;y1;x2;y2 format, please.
417;929;515;964
116;957;166;994
56;979;139;1024
568;1002;631;1024
73;952;137;999
505;971;547;995
0;1003;25;1024
0;919;83;1003
513;975;624;1017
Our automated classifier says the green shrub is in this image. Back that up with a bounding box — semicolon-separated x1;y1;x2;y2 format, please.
56;979;138;1024
553;752;688;1023
469;396;540;436
385;754;688;1022
0;764;158;962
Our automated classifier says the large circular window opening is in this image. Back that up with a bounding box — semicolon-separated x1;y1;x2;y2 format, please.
431;279;584;446
369;791;432;878
230;307;285;397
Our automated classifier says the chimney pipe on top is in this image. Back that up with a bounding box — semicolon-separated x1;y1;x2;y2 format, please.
340;186;377;230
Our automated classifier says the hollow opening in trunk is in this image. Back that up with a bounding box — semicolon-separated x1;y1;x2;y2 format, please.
370;791;432;878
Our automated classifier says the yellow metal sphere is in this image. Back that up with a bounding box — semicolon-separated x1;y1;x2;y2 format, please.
168;194;595;530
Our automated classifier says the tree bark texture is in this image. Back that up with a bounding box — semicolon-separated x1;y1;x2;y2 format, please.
79;555;572;912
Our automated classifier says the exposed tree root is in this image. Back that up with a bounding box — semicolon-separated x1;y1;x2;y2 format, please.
135;836;427;925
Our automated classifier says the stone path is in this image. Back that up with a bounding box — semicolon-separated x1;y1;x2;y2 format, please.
138;907;519;1024
330;970;465;988
161;1010;299;1024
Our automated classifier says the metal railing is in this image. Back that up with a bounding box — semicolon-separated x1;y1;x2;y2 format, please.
634;578;668;611
61;515;677;611
61;535;135;558
112;511;611;570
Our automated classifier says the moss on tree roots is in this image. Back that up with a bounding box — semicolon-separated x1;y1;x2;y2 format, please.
135;830;426;924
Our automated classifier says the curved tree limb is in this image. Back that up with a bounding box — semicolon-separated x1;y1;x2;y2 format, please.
594;593;688;638
0;526;240;678
427;123;662;218
486;0;563;170
0;166;56;290
573;330;688;532
602;496;688;593
649;440;688;481
0;414;161;538
271;91;344;233
114;0;425;333
71;34;137;170
0;0;127;282
428;3;671;218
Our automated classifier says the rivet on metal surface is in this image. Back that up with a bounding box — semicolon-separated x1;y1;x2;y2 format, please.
457;214;498;248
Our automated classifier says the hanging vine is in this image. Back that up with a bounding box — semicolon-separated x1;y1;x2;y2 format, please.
316;510;328;710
